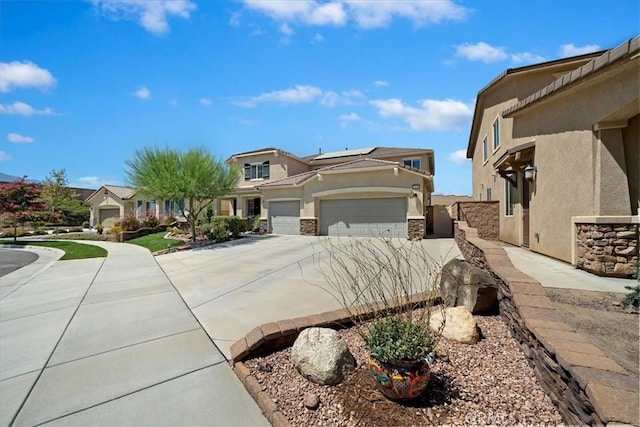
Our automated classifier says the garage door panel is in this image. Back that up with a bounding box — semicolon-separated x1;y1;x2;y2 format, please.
269;201;300;235
99;208;121;228
320;198;407;238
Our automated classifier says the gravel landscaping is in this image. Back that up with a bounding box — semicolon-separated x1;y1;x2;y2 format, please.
245;314;563;426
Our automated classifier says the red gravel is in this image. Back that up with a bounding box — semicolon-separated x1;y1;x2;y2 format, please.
245;314;564;426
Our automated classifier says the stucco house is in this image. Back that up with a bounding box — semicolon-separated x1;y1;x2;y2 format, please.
86;185;185;228
467;36;639;277
218;146;435;239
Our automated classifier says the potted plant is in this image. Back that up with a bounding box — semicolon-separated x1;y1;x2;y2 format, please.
313;236;445;400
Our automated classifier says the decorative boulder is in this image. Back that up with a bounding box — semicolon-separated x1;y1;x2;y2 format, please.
291;327;356;385
439;259;498;314
430;306;479;344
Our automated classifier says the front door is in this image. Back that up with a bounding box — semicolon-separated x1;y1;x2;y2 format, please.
522;178;530;247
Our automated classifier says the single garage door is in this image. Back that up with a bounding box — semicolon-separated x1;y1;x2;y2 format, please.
99;208;121;227
269;201;300;235
320;198;407;238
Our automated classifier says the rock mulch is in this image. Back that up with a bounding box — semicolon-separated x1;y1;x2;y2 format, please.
244;315;563;426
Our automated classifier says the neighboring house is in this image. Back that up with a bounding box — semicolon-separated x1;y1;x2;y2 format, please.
219;146;435;239
85;185;185;228
430;194;473;237
467;37;639;277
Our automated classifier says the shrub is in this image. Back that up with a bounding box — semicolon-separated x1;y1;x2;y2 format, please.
252;216;262;232
120;213;141;231
0;229;27;238
32;228;47;236
53;229;69;234
69;227;83;233
140;212;159;228
82;221;90;228
163;214;177;225
621;284;640;310
109;225;122;235
227;216;247;238
95;224;104;235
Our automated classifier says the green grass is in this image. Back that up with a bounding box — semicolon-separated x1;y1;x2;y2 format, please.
126;232;184;252
0;240;107;260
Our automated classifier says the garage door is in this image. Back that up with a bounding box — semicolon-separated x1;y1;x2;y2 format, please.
269;201;300;235
320;198;407;238
99;208;120;227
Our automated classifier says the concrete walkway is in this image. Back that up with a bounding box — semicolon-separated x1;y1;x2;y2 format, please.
0;241;268;427
504;246;635;293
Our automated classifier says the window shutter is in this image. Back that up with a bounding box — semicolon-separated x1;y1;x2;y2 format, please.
244;164;251;180
262;161;270;179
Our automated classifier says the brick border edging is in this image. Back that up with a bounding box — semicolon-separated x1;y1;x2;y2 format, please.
455;221;639;426
230;294;436;426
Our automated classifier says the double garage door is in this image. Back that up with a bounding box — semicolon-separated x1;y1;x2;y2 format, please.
320;198;407;238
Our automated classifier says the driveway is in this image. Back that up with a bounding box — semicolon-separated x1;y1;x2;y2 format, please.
156;235;461;359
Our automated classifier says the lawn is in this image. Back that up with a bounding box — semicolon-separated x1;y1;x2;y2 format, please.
0;240;107;260
126;232;184;252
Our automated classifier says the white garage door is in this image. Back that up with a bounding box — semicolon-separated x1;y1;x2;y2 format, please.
269;201;300;235
320;198;407;238
99;208;120;227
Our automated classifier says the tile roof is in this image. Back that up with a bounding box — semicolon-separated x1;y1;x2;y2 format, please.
227;147;307;163
104;185;137;200
503;36;639;117
319;158;431;176
258;170;318;187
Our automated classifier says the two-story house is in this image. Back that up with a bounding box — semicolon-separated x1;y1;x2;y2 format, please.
467;37;639;277
219;146;435;239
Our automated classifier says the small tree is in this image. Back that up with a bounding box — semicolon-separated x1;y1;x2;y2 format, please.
41;168;88;225
0;177;47;241
125;146;239;242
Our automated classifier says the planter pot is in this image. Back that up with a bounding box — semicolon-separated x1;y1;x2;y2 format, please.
367;355;431;400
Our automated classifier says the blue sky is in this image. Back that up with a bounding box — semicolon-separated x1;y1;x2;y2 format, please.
1;1;638;194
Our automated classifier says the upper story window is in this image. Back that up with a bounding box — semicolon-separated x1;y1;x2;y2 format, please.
403;158;421;169
244;161;270;180
482;137;488;163
493;118;500;150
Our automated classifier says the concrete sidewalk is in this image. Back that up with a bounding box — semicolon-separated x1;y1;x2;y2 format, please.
0;241;268;427
503;246;635;293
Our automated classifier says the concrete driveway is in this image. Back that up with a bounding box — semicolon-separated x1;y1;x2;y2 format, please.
156;235;461;359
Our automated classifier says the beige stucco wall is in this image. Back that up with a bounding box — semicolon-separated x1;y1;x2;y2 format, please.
230;152;309;189
260;168;429;220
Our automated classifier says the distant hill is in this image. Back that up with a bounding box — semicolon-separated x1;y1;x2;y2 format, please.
0;172;41;184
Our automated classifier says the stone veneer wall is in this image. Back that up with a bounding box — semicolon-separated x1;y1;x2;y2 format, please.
454;221;639;426
300;218;318;236
576;223;638;277
451;201;499;240
407;218;425;240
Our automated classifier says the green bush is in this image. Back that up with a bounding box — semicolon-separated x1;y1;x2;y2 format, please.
252;216;262;232
68;227;83;233
82;221;90;228
163;214;177;225
227;216;247;238
364;316;437;362
0;229;27;238
95;224;104;235
621;284;640;310
32;228;47;236
53;229;69;234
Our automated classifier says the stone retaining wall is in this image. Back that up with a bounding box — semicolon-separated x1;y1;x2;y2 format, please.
455;221;639;426
451;201;499;240
300;218;318;236
576;223;638;277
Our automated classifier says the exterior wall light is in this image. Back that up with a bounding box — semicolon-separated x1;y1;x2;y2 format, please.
524;164;537;181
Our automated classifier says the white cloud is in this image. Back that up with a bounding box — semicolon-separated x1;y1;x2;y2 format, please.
92;0;197;35
320;89;365;107
0;61;56;93
229;11;241;27
311;33;325;43
370;98;473;131
133;86;150;99
373;80;389;87
8;133;35;144
455;42;507;63
560;43;600;57
511;52;547;64
200;98;212;106
76;176;101;186
338;112;360;128
240;0;467;30
0;151;11;162
279;22;293;35
234;85;323;107
449;149;469;164
0;101;55;116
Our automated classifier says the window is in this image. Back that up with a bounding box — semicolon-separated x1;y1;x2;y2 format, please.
486;187;492;201
403;158;421;169
492;118;500;150
165;200;184;216
247;198;261;217
505;178;515;216
244;161;270;180
482;137;488;162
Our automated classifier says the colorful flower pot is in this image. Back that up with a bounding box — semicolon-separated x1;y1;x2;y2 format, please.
367;355;431;400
